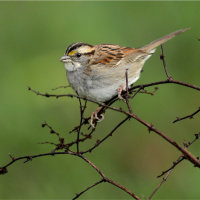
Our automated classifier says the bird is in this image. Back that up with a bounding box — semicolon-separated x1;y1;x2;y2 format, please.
60;28;190;127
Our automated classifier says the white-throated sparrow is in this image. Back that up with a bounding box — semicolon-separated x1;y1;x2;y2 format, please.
60;28;190;127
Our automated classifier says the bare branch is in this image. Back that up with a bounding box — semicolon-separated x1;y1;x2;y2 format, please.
83;116;130;154
160;44;171;79
173;107;200;123
72;179;105;200
148;171;171;200
131;85;143;99
52;85;70;90
78;154;140;200
76;91;84;153
157;132;200;178
27;86;200;168
125;69;133;114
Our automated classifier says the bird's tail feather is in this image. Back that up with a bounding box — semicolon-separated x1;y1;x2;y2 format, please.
140;28;190;53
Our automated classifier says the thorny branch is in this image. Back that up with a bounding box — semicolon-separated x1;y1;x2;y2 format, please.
1;45;200;199
157;132;200;178
173;107;200;123
160;44;171;79
26;85;200;168
52;85;70;90
72;179;105;200
76;91;84;153
125;69;133;114
148;133;200;200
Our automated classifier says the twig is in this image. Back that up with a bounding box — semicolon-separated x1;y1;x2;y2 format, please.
42;121;61;139
52;85;70;90
125;69;133;114
27;78;200;107
76;91;84;153
106;78;200;107
72;179;105;200
78;154;140;200
37;141;57;146
67;128;95;147
160;45;171;79
148;170;171;200
132;87;158;96
27;86;200;167
157;132;200;178
83;116;130;154
173;107;200;123
131;85;143;99
149;133;200;199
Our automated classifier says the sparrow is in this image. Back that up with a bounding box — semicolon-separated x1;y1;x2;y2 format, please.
60;28;190;127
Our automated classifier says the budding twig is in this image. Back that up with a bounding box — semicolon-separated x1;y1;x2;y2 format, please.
173;107;200;123
160;44;171;79
52;85;70;90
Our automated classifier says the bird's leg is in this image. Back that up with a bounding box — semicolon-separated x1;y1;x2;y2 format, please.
90;106;104;128
117;85;126;102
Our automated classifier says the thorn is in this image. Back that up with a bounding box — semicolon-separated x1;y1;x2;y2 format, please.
195;133;200;139
42;123;47;128
8;153;15;160
148;124;154;133
183;140;188;147
24;156;33;163
167;77;173;82
173;161;177;165
95;139;101;146
0;167;8;174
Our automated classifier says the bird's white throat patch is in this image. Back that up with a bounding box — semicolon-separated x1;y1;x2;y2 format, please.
64;62;81;71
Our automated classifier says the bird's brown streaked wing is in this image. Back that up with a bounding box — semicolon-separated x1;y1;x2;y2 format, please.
89;44;124;67
120;47;153;63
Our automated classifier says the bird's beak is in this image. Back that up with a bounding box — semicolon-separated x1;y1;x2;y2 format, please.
59;55;71;63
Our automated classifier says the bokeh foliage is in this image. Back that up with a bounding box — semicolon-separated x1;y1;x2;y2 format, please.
0;2;200;199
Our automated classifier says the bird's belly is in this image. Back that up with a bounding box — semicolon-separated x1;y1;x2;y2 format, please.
87;84;119;102
66;68;140;102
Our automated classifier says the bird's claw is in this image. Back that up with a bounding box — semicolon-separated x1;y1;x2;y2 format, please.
117;86;126;102
90;107;104;128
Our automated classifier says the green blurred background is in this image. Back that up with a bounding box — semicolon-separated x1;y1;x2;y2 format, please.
0;2;200;199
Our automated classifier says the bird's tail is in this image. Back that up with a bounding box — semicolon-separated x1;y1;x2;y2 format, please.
139;28;190;53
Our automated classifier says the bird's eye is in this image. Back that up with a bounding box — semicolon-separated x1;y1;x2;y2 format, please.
76;53;81;58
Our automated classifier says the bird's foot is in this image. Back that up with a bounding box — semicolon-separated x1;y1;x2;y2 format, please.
117;85;126;102
90;106;104;128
